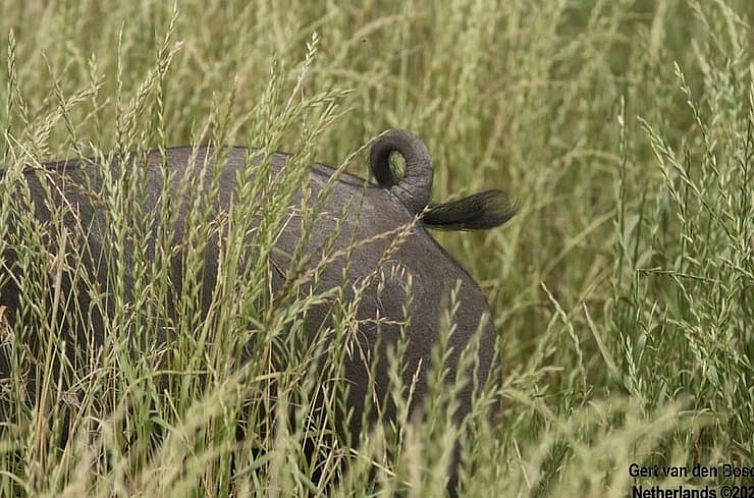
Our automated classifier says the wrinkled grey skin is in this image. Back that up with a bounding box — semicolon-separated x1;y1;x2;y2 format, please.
0;129;513;493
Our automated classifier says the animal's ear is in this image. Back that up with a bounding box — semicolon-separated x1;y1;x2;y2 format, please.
422;190;516;230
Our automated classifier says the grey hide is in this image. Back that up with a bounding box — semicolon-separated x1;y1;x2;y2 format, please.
0;129;515;492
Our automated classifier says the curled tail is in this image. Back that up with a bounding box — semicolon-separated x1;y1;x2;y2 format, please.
370;129;433;214
369;129;516;230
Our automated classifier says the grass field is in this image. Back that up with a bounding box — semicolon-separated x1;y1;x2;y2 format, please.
1;0;753;496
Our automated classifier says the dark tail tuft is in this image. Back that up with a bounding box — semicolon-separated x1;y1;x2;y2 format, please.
422;190;517;230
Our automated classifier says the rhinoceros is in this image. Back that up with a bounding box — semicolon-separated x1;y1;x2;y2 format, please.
0;129;514;491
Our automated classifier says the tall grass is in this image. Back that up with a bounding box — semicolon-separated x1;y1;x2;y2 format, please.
1;0;753;496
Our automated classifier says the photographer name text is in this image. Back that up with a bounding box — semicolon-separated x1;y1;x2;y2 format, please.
629;464;754;479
